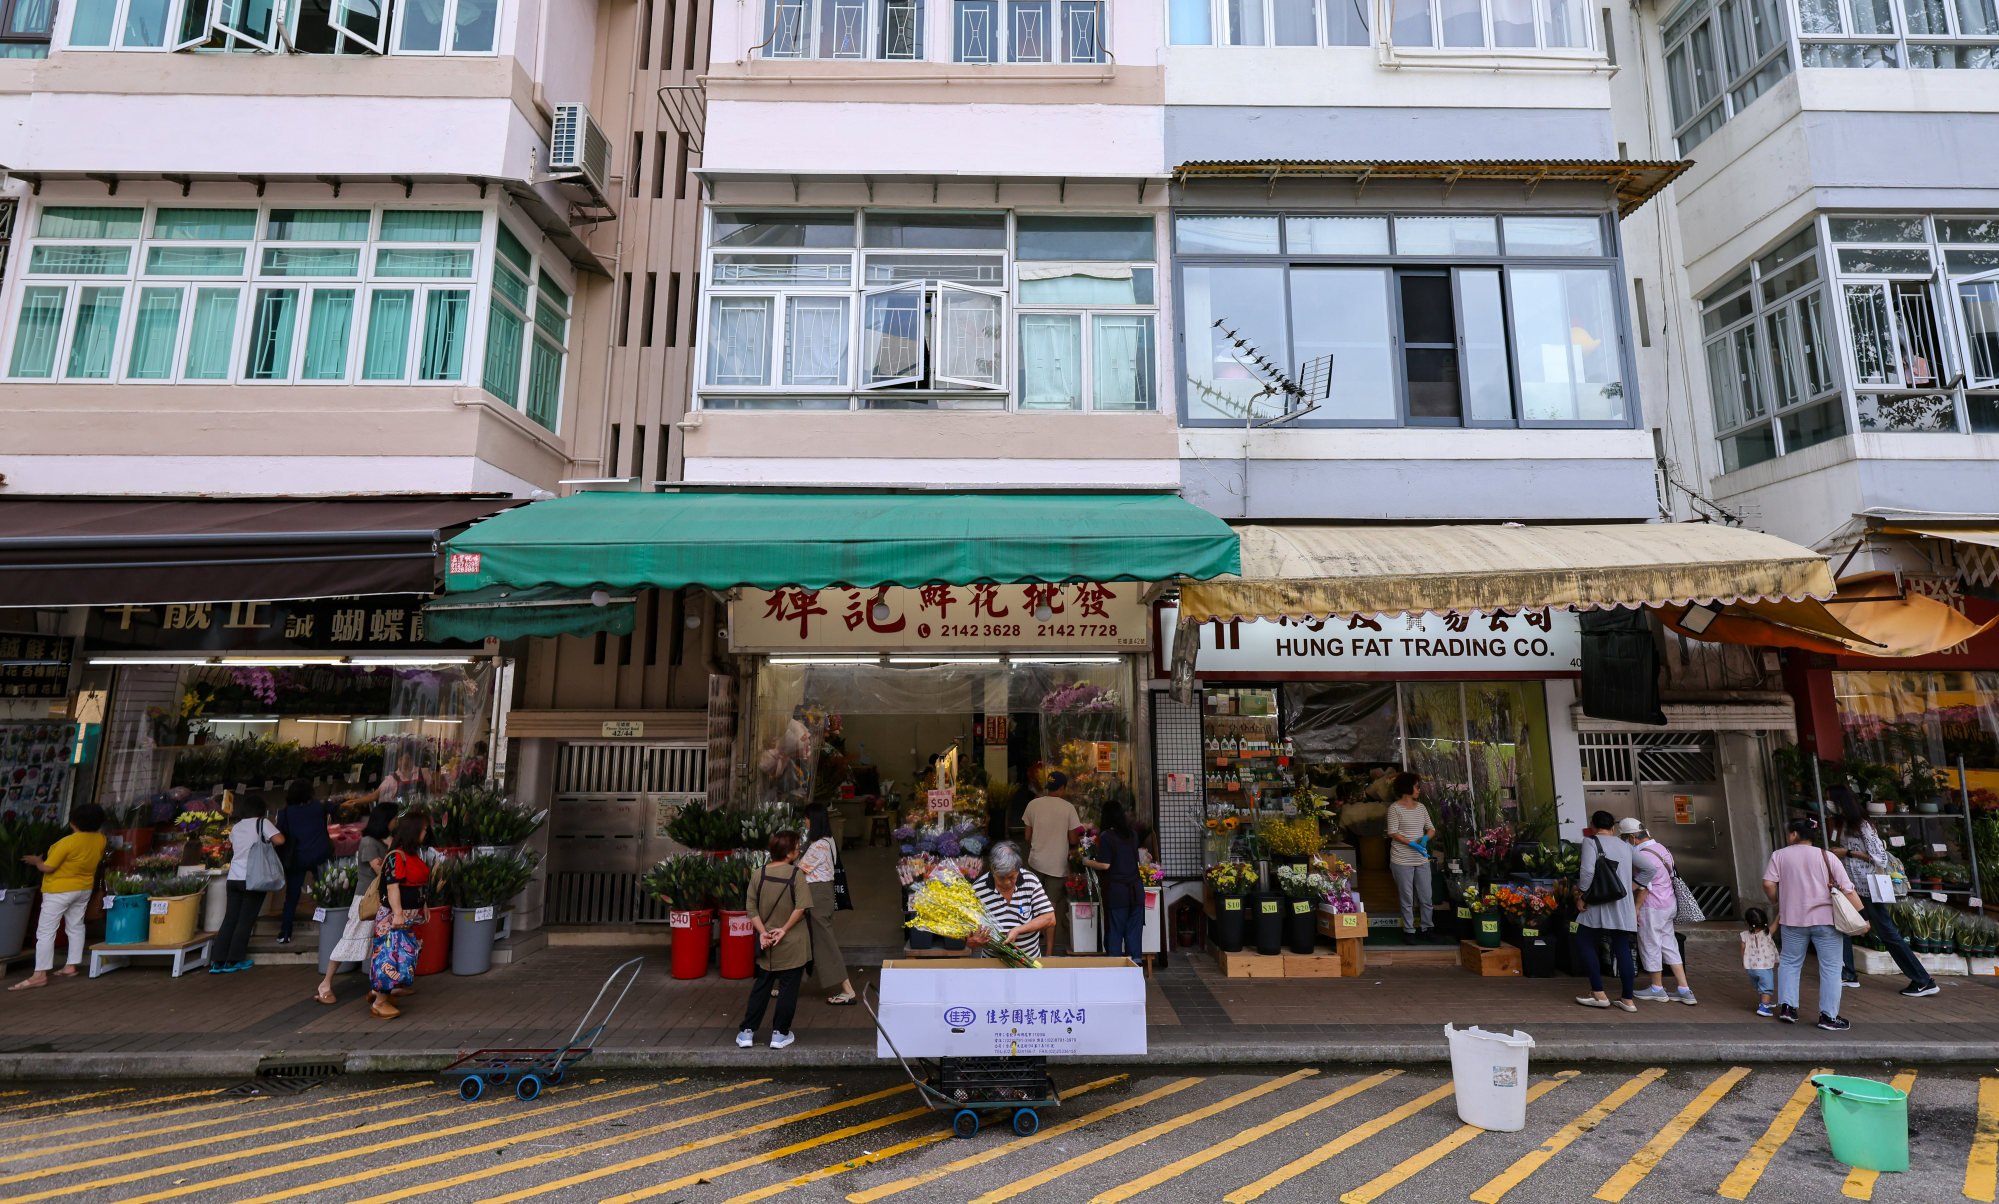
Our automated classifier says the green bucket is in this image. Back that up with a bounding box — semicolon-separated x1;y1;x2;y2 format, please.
1813;1075;1909;1173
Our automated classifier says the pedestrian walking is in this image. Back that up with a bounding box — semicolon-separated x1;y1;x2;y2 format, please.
210;794;286;974
1385;773;1438;943
314;801;396;1006
1829;786;1938;998
274;779;331;945
1021;773;1081;955
9;803;107;992
737;830;812;1050
1741;907;1778;1017
1082;799;1144;963
798;804;856;1006
367;812;431;1019
1621;818;1696;1005
1763;817;1870;1030
1573;826;1639;1011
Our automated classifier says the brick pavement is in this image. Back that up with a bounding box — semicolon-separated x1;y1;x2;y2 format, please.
2;938;1995;1076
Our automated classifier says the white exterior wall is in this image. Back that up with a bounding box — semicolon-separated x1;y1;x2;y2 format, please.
704;100;1165;177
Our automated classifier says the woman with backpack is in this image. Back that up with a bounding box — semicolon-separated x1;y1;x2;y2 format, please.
1829;786;1937;998
736;830;812;1051
1573;821;1639;1011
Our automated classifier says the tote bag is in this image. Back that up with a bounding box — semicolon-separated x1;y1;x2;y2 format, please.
829;843;854;912
1823;851;1871;936
1582;837;1627;905
1649;844;1706;925
244;821;285;892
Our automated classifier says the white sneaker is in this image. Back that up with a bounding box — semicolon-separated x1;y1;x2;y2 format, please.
770;1031;796;1050
736;1029;755;1048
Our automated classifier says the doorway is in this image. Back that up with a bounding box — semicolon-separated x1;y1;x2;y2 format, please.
1580;731;1738;918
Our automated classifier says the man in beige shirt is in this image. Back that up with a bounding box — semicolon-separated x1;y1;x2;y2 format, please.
1022;772;1082;955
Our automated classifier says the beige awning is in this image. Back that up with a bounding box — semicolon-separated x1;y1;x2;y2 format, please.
1175;522;1834;624
1878;522;1999;551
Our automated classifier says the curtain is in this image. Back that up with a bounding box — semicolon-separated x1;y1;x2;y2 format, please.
9;286;66;378
1169;0;1212;42
264;248;362;277
1224;0;1263;42
450;0;497;50
376;248;474;278
62;287;122;380
37;206;141;239
417;289;470;381
1272;0;1318;43
526;339;563;430
362;289;415;380
267;209;371;241
145;246;246;276
493;262;530;309
66;0;115;43
784;296;849;386
1019;313;1081;408
152;208;255;241
935;288;1001;385
397;0;445;49
1018;265;1136;305
183;288;240;380
378;209;481;243
482;299;525;405
1091;315;1152;410
301;289;355;380
28;245;130;275
708;297;773;386
127;288;184;380
244;288;299;380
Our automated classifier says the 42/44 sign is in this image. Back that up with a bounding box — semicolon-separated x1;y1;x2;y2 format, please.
731;583;1148;652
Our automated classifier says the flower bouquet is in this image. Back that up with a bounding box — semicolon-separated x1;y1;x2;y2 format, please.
1204;860;1257;896
1274;862;1333;900
1468;824;1516;883
896;853;940;886
1138;861;1165;887
907;868;1040;968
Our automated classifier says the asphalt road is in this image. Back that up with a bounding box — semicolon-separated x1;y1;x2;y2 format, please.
0;1060;1985;1204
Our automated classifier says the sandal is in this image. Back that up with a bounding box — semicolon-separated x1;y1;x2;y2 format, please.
370;995;401;1020
827;992;858;1006
314;987;337;1005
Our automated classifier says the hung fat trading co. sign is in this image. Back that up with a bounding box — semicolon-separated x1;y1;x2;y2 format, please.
1157;605;1583;677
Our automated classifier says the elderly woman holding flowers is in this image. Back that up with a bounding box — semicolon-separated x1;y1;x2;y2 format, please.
969;842;1056;961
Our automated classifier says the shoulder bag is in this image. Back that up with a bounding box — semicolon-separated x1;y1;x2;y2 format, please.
756;867;814;974
1822;850;1871;936
1582;836;1627;905
828;841;854;912
1651;844;1706;925
244;820;285;892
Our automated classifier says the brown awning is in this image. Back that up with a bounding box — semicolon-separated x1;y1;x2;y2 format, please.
0;497;520;607
1171;159;1691;217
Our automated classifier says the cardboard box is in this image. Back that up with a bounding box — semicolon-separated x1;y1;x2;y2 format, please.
1459;940;1522;977
876;957;1146;1058
1214;947;1286;978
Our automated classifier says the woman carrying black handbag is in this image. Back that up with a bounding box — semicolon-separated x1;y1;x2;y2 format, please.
1574;826;1640;1011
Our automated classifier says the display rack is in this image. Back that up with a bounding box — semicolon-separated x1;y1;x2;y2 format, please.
1812;756;1987;918
1201;688;1295;813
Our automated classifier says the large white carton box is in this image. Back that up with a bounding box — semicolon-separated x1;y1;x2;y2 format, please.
875;957;1147;1058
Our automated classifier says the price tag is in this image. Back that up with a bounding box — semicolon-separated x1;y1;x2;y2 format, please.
1260;899;1279;915
102;895;115;910
1869;875;1895;904
1889;835;1906;847
313;907;327;923
149;899;170;916
1934;842;1950;853
1973;897;1985;910
926;789;953;814
474;906;495;922
1932;891;1949;902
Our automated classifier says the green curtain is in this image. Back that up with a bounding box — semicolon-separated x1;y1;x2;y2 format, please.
526;338;562;430
184;288;240;380
261;248;361;277
37;206;142;238
482;298;525;406
376;248;473;278
64;286;123;379
418;289;470;381
152;208;256;240
362;290;415;380
127;287;184;379
301;289;355;380
496;224;532;272
67;0;115;43
378;210;482;242
266;209;371;241
494;262;529;309
244;288;300;380
28;245;130;275
8;286;66;378
144;246;246;276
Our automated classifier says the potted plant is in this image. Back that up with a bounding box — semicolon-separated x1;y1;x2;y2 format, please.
145;873;208;947
437;849;540;976
1274;863;1328;955
309;859;359;974
0;817;64;961
1515;887;1559;977
1204;861;1256;953
1256;816;1321;867
428;785;495;855
643;855;718;978
469;798;547;855
1465;886;1502;949
103;872;154;945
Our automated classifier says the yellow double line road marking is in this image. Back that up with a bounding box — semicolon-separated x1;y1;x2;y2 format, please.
720;1076;1126;1204
1967;1078;1999;1203
971;1068;1321;1204
1840;1070;1916;1201
848;1076;1203;1203
0;1082;432;1186
9;1085;387;1162
464;1085;914;1204
1594;1066;1750;1202
1470;1068;1665;1204
1718;1068;1830;1200
1092;1071;1400;1204
1338;1074;1579;1204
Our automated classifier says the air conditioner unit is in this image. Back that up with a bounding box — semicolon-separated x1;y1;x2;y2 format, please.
548;103;612;207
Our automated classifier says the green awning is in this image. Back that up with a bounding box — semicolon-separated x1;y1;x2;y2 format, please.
441;491;1240;592
424;583;636;641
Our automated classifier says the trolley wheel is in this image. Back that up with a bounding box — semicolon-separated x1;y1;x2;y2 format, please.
1012;1108;1041;1136
457;1076;485;1102
546;1066;566;1085
951;1109;980;1139
516;1074;543;1102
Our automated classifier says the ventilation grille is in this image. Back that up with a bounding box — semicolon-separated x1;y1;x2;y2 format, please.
555;742;704;794
1151;690;1205;878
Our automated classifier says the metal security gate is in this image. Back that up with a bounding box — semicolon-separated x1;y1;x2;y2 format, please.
1151;690;1205;879
547;741;705;926
1580;731;1737;919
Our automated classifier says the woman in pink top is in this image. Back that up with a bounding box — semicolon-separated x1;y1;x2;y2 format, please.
1762;818;1869;1031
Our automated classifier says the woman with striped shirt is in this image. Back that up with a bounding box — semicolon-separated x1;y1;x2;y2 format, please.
969;841;1056;960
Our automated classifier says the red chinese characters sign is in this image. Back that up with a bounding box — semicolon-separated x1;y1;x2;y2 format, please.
730;584;1149;652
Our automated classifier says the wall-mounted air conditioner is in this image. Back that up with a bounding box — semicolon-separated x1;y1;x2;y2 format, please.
548;103;612;208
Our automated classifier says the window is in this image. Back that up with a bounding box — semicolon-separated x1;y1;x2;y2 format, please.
698;209;1159;411
61;0;495;52
5;202;567;427
1169;0;1369;44
1796;0;1999;68
1384;0;1597;49
1699;226;1845;469
1176;211;1629;426
0;0;54;55
763;0;921;58
954;0;1104;61
1663;0;1790;152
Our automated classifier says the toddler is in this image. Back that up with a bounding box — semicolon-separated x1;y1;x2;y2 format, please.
1741;907;1778;1017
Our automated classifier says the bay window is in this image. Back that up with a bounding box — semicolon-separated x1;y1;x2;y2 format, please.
1387;0;1596;49
1699;226;1845;470
699;209;1158;411
1663;0;1791;151
1796;0;1999;68
62;0;495;52
1177;211;1630;426
764;0;922;59
0;0;54;54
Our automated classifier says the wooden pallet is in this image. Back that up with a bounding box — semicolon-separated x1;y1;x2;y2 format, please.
1459;940;1522;977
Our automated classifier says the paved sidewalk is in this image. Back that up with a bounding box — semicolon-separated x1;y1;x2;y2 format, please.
3;939;1996;1079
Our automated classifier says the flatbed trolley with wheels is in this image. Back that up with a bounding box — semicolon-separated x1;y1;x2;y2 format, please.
864;987;1061;1138
441;956;644;1102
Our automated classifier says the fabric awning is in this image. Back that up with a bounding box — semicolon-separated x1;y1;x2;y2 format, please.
1824;572;1999;657
1175;522;1833;624
0;497;519;608
1877;521;1999;551
423;584;636;642
1659;597;1883;655
441;491;1241;592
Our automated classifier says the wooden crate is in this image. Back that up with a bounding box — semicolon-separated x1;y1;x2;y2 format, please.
1459;939;1522;977
1316;908;1368;941
1213;947;1287;978
1337;936;1366;977
1283;949;1348;978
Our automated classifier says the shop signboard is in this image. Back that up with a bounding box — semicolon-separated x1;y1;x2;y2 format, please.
1156;605;1581;678
86;596;477;653
730;583;1149;653
0;635;73;699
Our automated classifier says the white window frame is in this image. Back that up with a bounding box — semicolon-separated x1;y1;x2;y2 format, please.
1663;0;1792;152
860;281;927;388
951;0;1105;62
1956;269;1999;389
1013;259;1159;411
59;0;502;52
1793;0;1999;69
763;0;922;60
932;281;1005;390
1383;0;1605;58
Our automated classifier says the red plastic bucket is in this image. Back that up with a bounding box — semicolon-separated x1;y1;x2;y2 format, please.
718;910;755;979
415;906;452;976
670;908;714;979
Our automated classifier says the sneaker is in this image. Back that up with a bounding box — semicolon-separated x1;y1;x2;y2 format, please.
1633;986;1670;1002
1841;976;1860;989
1674;988;1699;1006
1817;1013;1851;1032
735;1029;755;1049
231;960;254;972
207;963;227;975
1755;1003;1776;1017
1776;1004;1798;1024
275;936;292;946
1901;982;1940;998
770;1031;796;1050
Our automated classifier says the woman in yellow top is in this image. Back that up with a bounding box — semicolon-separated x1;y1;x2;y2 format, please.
10;803;108;991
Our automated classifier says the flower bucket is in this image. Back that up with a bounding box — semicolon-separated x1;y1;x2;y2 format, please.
670;908;714;979
1475;910;1503;949
147;894;199;946
0;889;35;960
1253;893;1284;956
116;827;154;861
1520;929;1556;978
1212;895;1247;952
105;894;151;945
718;910;755;980
316;906;350;972
415;906;452;976
201;874;228;932
1284;898;1317;955
450;906;499;976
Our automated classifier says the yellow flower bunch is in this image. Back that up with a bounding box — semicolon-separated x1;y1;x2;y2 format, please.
907;869;1040;968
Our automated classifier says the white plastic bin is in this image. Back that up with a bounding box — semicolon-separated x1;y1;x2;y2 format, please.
1445;1023;1535;1131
